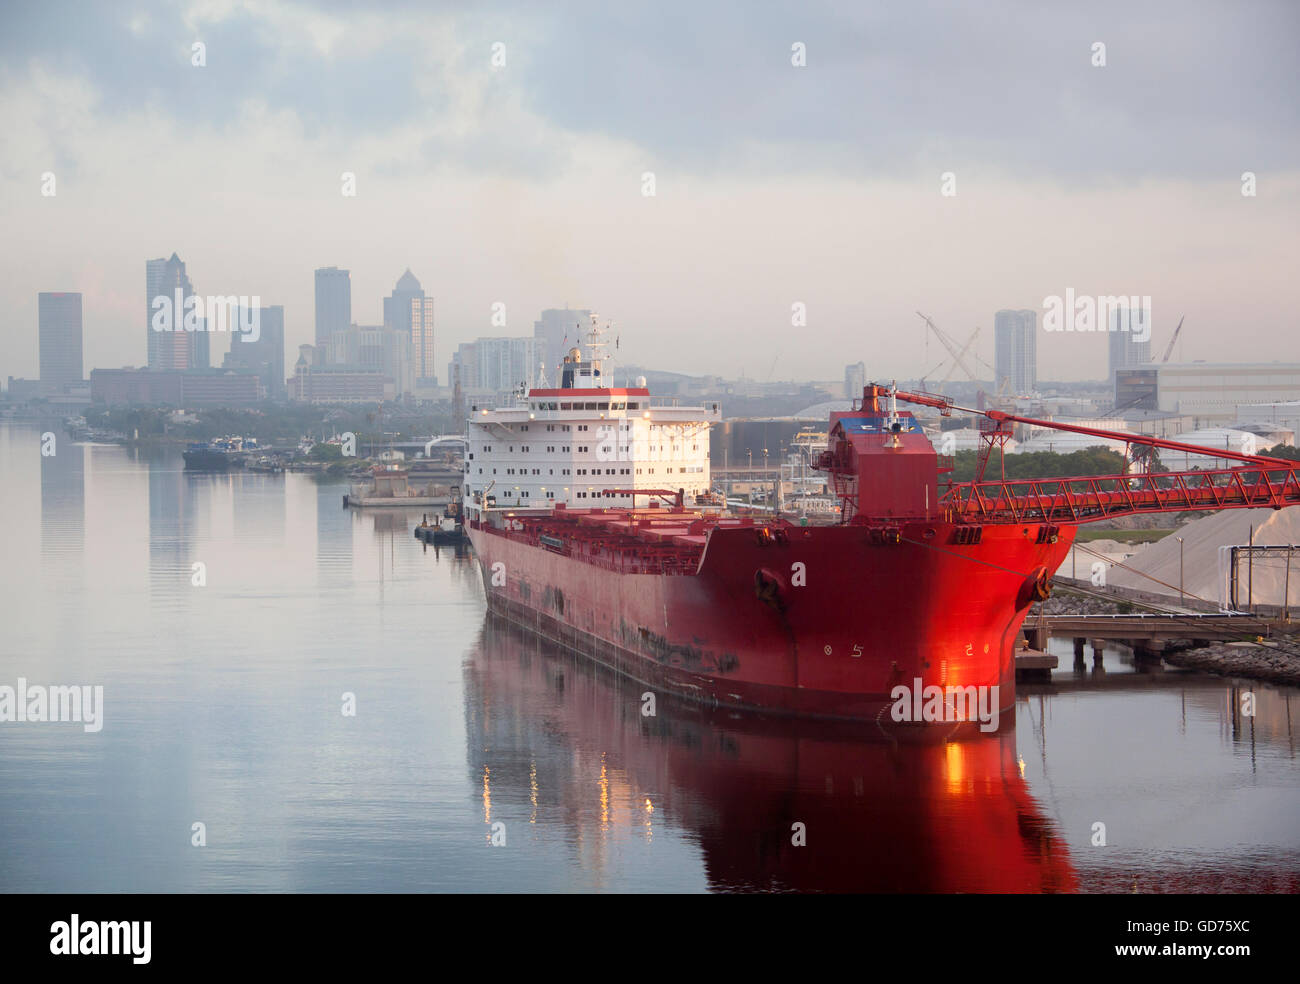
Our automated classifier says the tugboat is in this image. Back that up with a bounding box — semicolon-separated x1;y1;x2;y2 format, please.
416;487;466;544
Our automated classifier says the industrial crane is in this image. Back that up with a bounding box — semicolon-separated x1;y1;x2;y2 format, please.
1160;316;1184;363
915;312;1000;407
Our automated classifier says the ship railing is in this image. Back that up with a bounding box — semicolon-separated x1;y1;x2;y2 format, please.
647;397;723;416
942;462;1300;525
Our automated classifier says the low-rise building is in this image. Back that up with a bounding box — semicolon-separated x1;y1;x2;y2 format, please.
89;368;263;407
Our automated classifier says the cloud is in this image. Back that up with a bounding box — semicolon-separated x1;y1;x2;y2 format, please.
1;0;1297;384
5;1;1297;181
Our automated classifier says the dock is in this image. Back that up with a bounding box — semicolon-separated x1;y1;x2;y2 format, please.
345;492;448;508
1014;648;1058;682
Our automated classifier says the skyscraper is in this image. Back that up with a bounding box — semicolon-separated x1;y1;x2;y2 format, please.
1108;305;1152;385
38;292;83;390
450;337;538;394
223;304;286;400
145;257;167;368
994;309;1037;396
314;267;351;352
533;307;592;382
410;296;435;384
146;253;201;370
383;270;434;385
844;361;865;400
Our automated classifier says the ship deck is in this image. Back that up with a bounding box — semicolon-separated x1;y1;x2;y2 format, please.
473;505;779;576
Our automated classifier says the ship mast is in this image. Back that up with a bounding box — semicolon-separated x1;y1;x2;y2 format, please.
584;312;615;387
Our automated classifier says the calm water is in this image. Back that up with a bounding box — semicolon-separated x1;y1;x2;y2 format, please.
2;421;1298;893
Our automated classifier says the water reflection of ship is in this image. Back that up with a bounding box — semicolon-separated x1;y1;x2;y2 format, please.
464;616;1078;892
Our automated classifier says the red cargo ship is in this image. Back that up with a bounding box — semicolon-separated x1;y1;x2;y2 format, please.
464;328;1300;724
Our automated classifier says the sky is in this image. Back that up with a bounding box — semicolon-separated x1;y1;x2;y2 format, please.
2;0;1298;384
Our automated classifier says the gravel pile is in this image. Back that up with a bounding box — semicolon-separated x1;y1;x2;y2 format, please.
1163;641;1300;687
1102;506;1300;606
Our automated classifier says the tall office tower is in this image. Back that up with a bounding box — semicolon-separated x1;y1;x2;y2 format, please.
993;309;1037;396
1108;305;1152;385
359;324;413;393
452;336;538;393
314;267;352;353
145;257;167;368
146;253;200;370
224;305;286;400
844;361;866;399
383;270;435;385
533;307;592;381
193;322;210;370
410;296;435;384
327;322;412;394
38;292;83;390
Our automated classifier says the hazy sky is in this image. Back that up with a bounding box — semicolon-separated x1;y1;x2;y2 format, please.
3;0;1298;384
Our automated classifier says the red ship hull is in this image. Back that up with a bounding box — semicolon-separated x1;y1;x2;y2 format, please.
468;518;1075;723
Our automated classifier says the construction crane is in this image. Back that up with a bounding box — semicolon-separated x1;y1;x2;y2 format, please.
1160;316;1184;363
931;326;982;393
915;313;994;397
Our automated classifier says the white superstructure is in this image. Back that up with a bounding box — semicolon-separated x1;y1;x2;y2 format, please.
463;317;720;510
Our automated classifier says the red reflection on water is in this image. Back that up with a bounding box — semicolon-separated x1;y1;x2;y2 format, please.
465;618;1077;893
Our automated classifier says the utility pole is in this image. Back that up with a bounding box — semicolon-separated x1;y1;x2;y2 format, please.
1285;545;1293;622
1177;536;1184;604
1248;524;1254;613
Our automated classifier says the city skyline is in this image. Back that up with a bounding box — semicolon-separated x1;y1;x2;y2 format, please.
3;3;1298;384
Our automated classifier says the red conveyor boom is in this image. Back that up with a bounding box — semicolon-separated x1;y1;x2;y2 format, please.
857;384;1300;524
